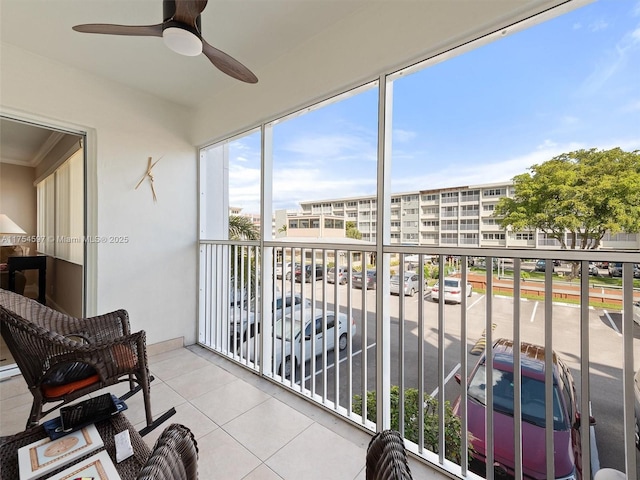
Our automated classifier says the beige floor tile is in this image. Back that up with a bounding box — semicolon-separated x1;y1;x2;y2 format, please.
166;363;238;400
137;401;219;449
266;423;366;480
123;381;187;426
150;350;213;381
0;374;28;400
243;464;284;480
191;379;271;425
197;428;262;479
224;397;313;461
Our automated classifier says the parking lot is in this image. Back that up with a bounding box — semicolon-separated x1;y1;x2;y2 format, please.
290;279;640;474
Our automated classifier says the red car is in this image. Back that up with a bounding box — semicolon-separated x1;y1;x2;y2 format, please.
453;338;595;479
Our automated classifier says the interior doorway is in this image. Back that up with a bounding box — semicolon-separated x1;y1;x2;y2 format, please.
0;116;86;373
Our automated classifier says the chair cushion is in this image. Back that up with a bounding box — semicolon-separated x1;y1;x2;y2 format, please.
41;362;100;399
42;374;100;398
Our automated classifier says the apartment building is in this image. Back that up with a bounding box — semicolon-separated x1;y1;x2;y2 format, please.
299;182;640;250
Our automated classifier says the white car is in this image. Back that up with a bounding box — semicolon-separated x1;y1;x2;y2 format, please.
245;308;356;378
231;293;311;348
430;277;472;304
390;272;425;297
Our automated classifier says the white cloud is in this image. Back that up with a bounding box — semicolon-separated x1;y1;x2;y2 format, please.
537;139;558;149
580;23;640;94
589;20;609;32
393;129;417;143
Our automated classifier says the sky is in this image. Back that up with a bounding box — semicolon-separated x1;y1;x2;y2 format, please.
226;0;640;214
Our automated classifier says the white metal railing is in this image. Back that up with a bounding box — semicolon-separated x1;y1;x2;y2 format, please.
199;240;639;480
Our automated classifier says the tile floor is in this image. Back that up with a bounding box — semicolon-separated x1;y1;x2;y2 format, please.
0;345;441;479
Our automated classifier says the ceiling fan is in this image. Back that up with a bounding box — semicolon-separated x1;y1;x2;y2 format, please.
72;0;258;84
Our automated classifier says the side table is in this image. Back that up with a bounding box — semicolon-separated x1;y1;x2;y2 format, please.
0;414;151;480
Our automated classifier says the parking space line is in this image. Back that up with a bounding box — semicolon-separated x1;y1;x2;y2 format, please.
430;363;461;397
305;341;376;380
530;301;538;322
467;295;484;310
603;310;621;336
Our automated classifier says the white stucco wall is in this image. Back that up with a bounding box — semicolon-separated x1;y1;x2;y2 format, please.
1;43;198;346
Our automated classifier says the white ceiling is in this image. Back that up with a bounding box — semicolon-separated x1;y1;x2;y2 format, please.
0;119;77;167
1;0;583;158
0;0;369;108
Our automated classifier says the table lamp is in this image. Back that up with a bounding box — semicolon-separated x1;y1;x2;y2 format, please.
0;214;26;260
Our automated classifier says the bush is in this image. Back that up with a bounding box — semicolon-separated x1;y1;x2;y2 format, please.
353;386;470;463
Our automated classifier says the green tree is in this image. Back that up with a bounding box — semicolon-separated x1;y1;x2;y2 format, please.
495;148;640;250
228;215;260;296
229;215;260;240
345;221;362;240
353;386;470;463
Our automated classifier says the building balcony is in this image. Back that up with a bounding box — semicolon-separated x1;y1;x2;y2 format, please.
0;345;443;479
196;240;639;480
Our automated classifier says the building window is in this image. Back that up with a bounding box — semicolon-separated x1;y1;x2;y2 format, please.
390;233;400;239
391;221;401;227
441;192;459;203
483;188;506;197
440;233;457;244
404;208;418;215
483;204;496;212
346;201;357;207
404;233;418;240
421;194;437;202
483;233;506;240
514;232;534;240
442;220;457;230
441;206;457;217
403;221;418;228
423;206;438;215
391;197;401;204
422;220;439;227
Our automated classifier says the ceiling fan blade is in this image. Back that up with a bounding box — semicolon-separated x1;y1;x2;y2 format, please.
202;40;258;84
173;0;208;27
72;23;164;37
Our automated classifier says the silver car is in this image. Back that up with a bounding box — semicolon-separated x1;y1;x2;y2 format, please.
390;272;425;297
231;293;311;348
327;266;349;285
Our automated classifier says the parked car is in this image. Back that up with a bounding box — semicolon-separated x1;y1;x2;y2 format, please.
230;293;311;348
294;264;324;283
453;338;595;479
430;277;472;304
244;308;356;378
634;368;640;448
327;266;349;285
635;264;640;279
390;272;425;297
608;262;623;277
534;259;555;272
275;262;295;279
353;270;377;290
634;301;640;326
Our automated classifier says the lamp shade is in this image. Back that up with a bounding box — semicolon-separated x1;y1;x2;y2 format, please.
0;214;26;235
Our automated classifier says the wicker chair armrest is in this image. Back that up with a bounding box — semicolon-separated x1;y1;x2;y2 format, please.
43;331;147;382
53;309;131;341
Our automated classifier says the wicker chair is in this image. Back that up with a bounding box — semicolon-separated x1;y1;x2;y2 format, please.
136;424;198;480
0;288;154;429
366;430;413;480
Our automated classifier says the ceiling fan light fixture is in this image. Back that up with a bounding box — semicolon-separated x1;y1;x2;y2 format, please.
162;27;202;56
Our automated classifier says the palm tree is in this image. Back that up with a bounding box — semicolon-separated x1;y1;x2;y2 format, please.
229;215;259;240
228;215;260;308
